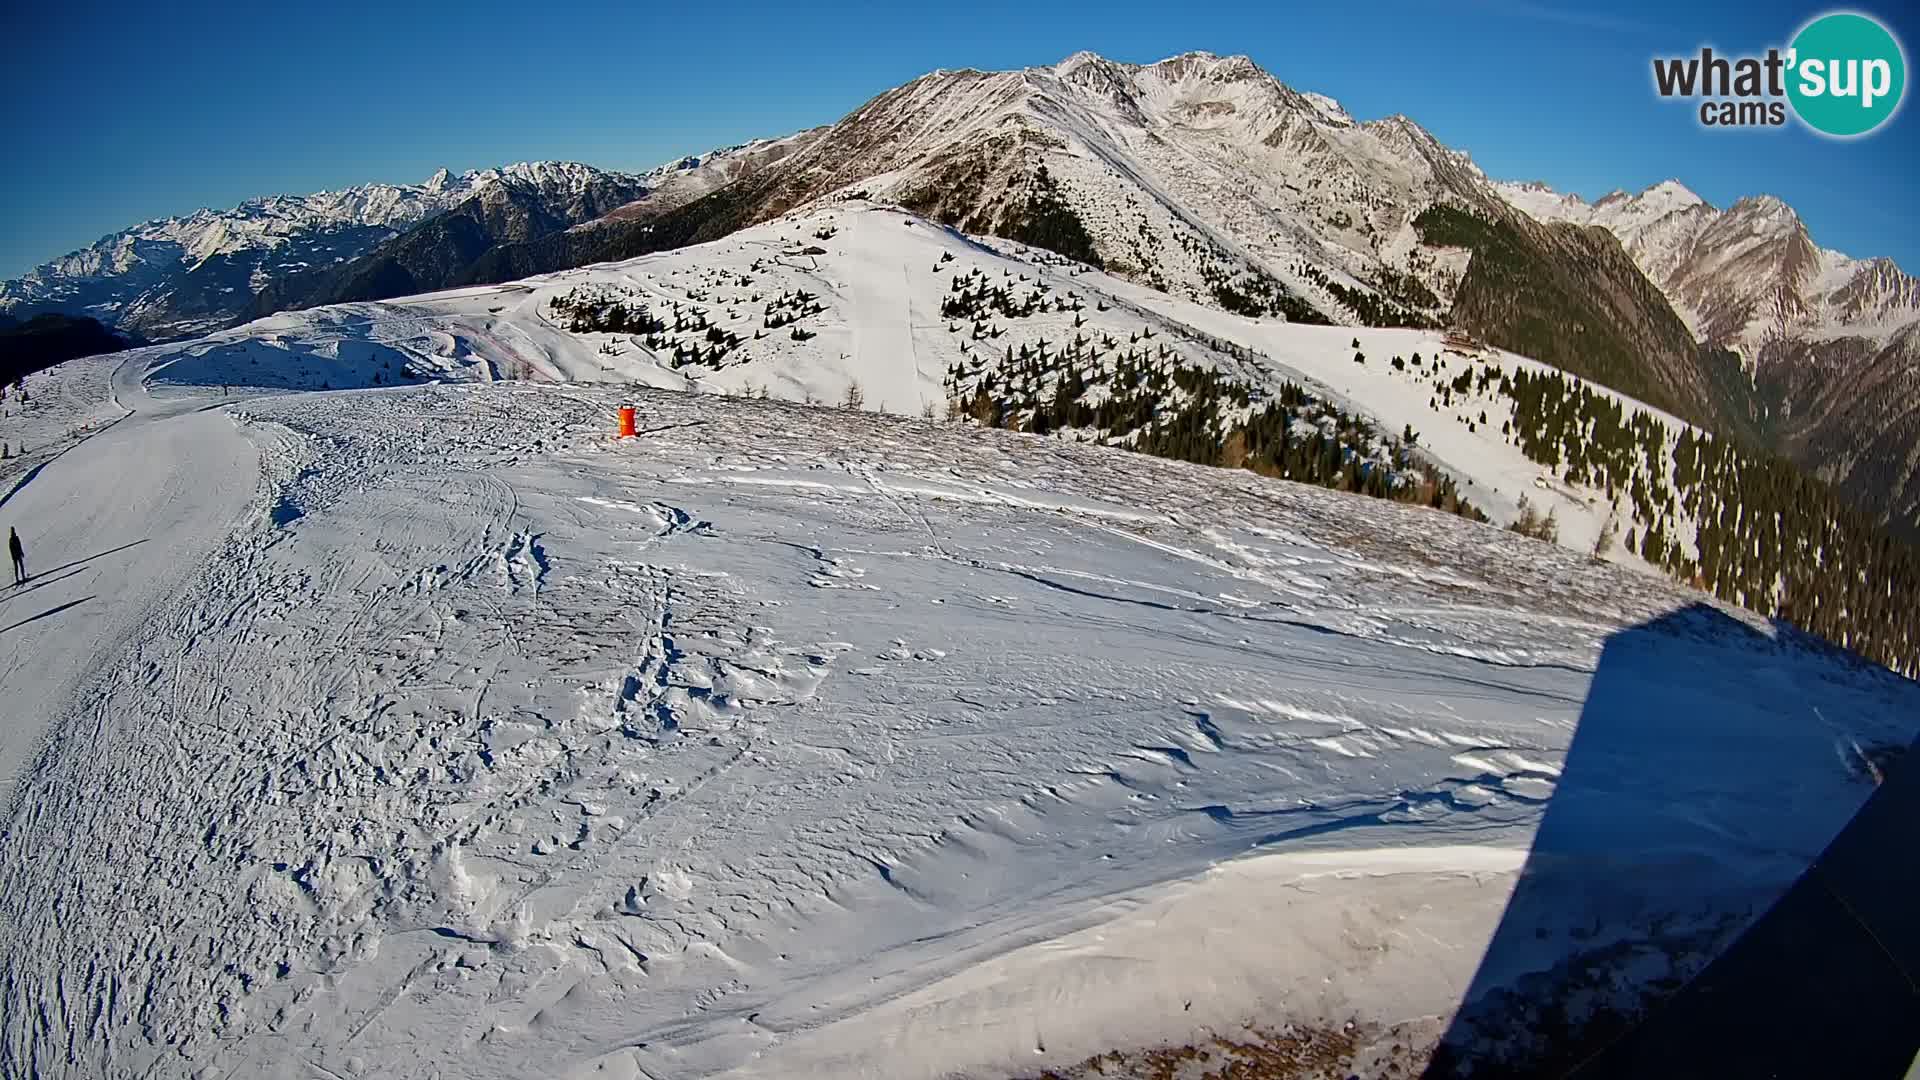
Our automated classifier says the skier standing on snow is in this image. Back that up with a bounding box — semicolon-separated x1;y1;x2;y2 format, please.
8;528;24;585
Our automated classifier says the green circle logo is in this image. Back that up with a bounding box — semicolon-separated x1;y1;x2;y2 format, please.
1787;12;1906;136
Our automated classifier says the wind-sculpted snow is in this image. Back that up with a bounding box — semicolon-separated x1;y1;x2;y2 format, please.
1;371;1915;1079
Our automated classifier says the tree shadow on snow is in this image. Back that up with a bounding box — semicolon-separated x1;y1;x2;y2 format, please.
1421;602;1920;1079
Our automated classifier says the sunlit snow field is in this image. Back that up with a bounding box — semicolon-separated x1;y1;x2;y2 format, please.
1;353;1914;1078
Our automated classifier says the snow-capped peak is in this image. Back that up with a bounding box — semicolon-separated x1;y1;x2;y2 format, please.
1492;169;1920;356
1641;178;1703;209
471;160;633;191
1053;50;1111;74
1153;48;1226;66
1141;50;1266;87
0;159;645;339
1726;193;1797;224
1048;50;1137;99
1495;177;1708;227
1300;91;1353;126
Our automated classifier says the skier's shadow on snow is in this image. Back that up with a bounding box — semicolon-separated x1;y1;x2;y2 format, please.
23;537;148;582
0;595;95;636
0;565;91;605
1421;602;1919;1079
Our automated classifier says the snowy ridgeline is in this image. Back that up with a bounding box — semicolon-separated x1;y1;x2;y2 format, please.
130;203;1726;583
1;369;1915;1079
0;162;650;340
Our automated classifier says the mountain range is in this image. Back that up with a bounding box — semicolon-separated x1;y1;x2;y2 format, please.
1496;178;1920;528
0;162;649;340
3;50;1916;534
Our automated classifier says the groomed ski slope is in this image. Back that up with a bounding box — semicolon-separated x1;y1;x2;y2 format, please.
0;358;256;796
1;354;1916;1078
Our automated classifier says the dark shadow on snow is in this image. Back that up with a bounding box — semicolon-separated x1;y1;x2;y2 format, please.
0;566;92;606
1567;724;1920;1078
0;596;96;636
0;460;57;513
20;537;150;581
1422;603;1920;1079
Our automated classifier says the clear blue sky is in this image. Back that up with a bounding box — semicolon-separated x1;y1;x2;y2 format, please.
4;0;1915;280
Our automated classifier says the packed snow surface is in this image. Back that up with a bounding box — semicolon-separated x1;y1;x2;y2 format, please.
1;341;1915;1078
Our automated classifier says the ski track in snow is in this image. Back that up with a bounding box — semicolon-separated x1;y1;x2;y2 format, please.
0;371;1915;1080
845;249;927;417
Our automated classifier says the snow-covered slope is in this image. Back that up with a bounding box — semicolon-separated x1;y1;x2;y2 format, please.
611;130;827;219
137;202;1718;579
406;51;1734;469
0;162;648;340
0;351;131;498
502;50;1525;332
1;346;1913;1080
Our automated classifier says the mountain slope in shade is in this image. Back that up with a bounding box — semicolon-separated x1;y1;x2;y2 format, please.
1411;203;1746;435
1750;326;1920;537
1494;179;1920;355
0;162;648;340
0;313;142;384
249;163;650;314
299;136;831;310
1495;179;1920;536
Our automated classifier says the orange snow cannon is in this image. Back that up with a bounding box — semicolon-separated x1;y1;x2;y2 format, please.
618;404;636;438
